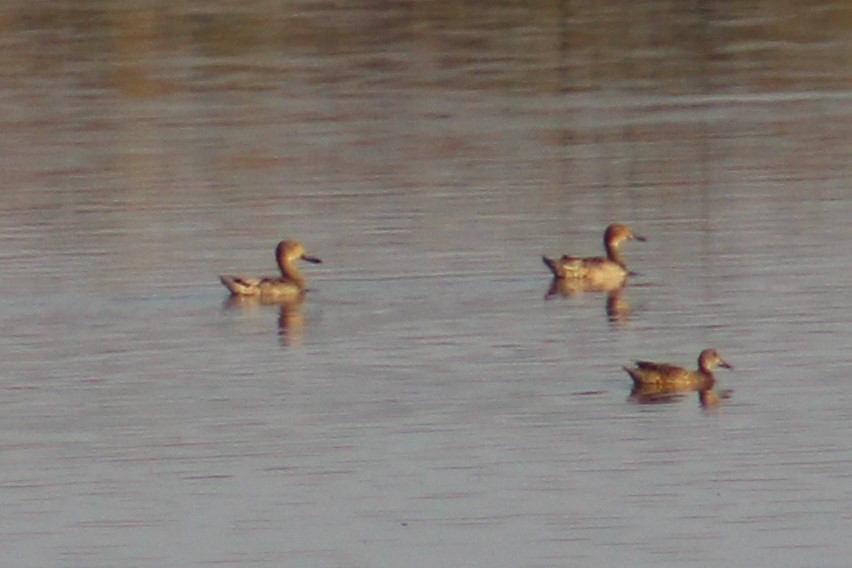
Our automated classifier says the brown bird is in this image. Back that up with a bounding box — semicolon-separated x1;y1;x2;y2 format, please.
624;349;733;389
220;240;322;301
543;224;646;291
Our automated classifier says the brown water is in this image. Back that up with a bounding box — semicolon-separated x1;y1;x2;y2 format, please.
2;2;852;566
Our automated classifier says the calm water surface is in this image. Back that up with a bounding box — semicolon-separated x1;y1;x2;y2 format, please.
1;1;852;566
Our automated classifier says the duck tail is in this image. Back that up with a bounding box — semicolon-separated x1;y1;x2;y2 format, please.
220;275;247;296
623;366;642;384
542;255;561;278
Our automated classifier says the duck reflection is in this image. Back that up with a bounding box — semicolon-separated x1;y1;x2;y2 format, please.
698;387;734;408
604;285;631;323
223;295;306;348
544;279;632;323
630;383;735;406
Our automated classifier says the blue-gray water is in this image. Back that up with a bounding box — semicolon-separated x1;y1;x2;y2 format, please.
1;2;852;566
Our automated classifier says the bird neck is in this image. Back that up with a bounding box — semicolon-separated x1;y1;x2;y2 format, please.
697;357;716;377
279;259;307;290
605;240;626;268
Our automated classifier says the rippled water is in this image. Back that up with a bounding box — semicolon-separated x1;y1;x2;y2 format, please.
2;2;852;566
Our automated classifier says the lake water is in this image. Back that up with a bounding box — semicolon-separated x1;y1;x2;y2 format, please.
1;2;852;566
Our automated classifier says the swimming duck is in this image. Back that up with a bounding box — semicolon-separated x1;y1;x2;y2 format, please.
624;348;732;388
542;224;645;291
220;240;322;301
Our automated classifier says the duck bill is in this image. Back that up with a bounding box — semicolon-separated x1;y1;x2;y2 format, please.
719;360;733;370
301;254;323;264
633;234;648;242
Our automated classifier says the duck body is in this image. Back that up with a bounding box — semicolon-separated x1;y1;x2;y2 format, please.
624;348;732;388
542;255;628;291
542;223;645;291
219;275;305;301
220;240;321;301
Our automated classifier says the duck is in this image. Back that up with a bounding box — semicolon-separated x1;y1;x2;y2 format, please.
220;240;322;301
542;223;645;291
623;348;733;388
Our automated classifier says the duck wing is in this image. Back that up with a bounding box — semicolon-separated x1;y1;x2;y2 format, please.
634;360;682;373
543;254;579;278
220;275;279;295
543;254;603;279
630;361;692;383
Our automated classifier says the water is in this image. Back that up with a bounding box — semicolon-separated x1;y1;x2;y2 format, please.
1;1;852;566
